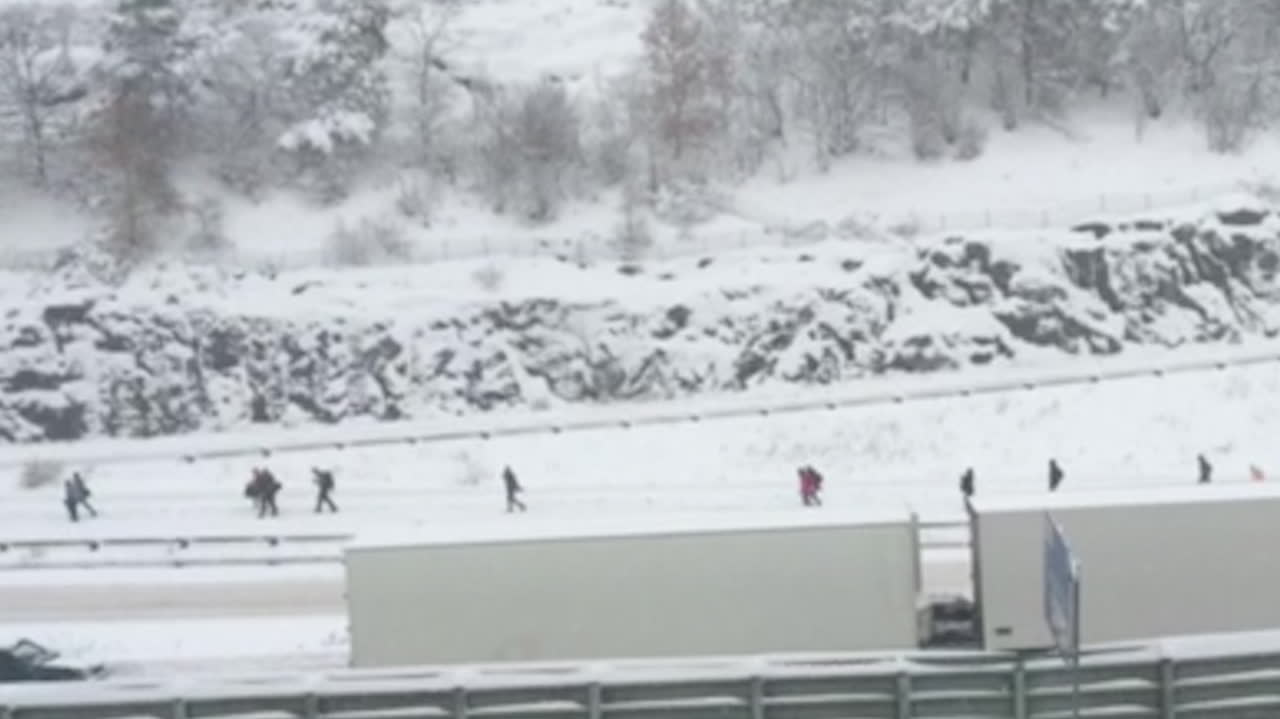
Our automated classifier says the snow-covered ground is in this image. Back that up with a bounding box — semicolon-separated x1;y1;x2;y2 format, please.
5;354;1278;531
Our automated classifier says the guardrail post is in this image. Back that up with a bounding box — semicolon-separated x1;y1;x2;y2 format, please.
303;692;319;719
452;687;468;719
587;682;602;719
895;670;911;719
1012;655;1027;719
749;676;764;719
1159;657;1175;719
171;697;187;719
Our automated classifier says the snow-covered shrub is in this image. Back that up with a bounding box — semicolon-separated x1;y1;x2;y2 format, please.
616;179;653;261
185;196;229;255
471;263;504;292
652;179;721;226
909;113;946;161
326;217;411;266
394;172;436;226
475;78;583;223
954;118;988;161
1198;75;1267;154
19;459;63;490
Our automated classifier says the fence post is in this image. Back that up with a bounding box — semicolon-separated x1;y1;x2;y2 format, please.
895;670;911;719
749;676;765;719
303;692;319;719
1158;657;1175;719
452;686;469;719
1012;655;1028;719
2;702;12;719
587;682;602;719
171;697;188;719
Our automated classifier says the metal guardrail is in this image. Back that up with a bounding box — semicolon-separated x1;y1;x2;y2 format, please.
2;640;1276;719
0;520;971;571
3;345;1280;471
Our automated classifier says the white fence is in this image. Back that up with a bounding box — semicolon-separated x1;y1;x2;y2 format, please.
3;640;1279;719
5;343;1279;472
0;183;1250;272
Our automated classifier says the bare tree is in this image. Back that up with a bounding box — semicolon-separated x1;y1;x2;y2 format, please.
513;79;581;222
398;0;462;176
93;90;177;258
641;0;719;181
0;3;81;186
194;13;289;197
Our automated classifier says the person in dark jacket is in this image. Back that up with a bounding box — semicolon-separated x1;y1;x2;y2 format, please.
62;473;96;522
502;466;526;513
312;467;338;513
960;468;975;499
1048;459;1064;492
257;468;281;518
62;479;81;522
1197;454;1213;484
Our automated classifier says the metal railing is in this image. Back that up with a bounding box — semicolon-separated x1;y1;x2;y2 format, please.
0;520;970;571
2;639;1277;719
4;343;1279;471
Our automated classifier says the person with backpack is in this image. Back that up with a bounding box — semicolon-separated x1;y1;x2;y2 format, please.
312;467;338;514
798;466;823;507
62;472;96;523
256;468;281;518
502;466;526;513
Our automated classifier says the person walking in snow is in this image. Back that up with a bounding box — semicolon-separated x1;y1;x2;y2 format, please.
1048;459;1064;492
1197;454;1213;485
62;479;81;523
798;466;822;507
256;468;281;518
62;472;96;523
502;466;526;513
959;468;975;499
312;467;338;514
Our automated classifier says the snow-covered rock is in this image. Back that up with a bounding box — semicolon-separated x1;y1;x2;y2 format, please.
2;202;1279;443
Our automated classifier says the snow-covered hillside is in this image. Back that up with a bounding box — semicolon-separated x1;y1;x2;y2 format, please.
3;0;1280;270
2;196;1278;442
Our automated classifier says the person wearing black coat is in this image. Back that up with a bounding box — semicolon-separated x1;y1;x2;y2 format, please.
257;468;281;518
1048;459;1064;492
1198;454;1213;484
959;468;975;499
63;473;96;522
502;466;527;513
312;467;338;513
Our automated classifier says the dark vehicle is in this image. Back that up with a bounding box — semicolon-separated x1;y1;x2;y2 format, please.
0;639;104;683
919;596;979;649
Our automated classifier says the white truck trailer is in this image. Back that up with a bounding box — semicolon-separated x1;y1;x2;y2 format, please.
969;483;1280;651
344;508;923;667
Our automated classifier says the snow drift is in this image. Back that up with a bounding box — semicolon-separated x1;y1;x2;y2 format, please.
2;200;1279;443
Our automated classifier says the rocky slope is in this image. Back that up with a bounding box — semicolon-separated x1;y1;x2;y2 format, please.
2;200;1278;443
